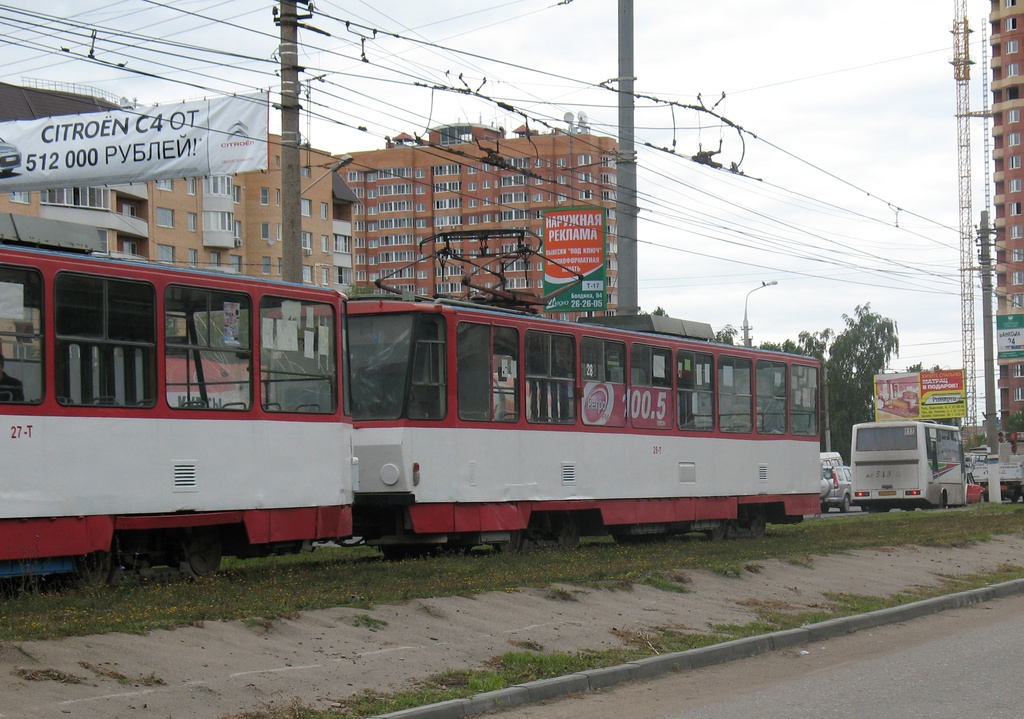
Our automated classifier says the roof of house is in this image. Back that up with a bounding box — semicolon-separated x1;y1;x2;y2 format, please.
0;81;119;122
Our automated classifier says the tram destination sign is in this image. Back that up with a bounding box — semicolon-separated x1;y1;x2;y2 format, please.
0;93;268;192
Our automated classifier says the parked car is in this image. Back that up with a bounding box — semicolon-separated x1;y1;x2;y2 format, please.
0;137;21;176
966;479;987;504
821;465;853;513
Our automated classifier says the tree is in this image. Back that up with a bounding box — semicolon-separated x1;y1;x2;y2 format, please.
715;324;737;345
826;304;899;461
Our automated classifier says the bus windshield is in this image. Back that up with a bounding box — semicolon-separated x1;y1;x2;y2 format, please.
856;424;918;452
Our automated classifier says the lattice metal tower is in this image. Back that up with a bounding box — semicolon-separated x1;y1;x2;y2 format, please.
953;2;977;437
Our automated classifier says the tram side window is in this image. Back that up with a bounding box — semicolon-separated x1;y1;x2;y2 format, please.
789;365;819;436
408;315;447;420
525;330;575;424
718;355;752;433
630;343;672;429
260;297;336;413
580;336;626;427
346;313;420;420
165;285;251;410
755;359;788;434
457;322;518;422
55;273;156;407
0;267;43;404
677;350;713;431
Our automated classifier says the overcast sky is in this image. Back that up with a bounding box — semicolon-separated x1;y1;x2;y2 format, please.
0;0;996;415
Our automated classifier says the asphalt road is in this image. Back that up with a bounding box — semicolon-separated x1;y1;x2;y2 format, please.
489;592;1024;719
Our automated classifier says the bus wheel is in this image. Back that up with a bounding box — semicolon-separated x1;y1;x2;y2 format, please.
180;528;222;577
940;491;949;509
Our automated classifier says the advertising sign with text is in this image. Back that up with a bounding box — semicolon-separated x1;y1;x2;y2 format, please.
873;369;966;421
0;93;268;191
542;207;607;313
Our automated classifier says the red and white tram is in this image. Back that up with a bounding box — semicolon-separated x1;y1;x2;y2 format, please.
0;221;352;582
345;298;821;557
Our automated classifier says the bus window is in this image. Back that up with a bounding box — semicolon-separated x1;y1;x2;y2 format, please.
165;285;251;410
260;296;336;414
457;322;516;422
790;365;819;436
526;331;575;424
756;359;787;434
56;273;156;407
677;350;713;431
0;266;43;404
630;343;672;430
580;336;627;427
718;355;752;433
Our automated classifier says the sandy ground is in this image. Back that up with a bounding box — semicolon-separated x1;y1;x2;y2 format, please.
1;532;1023;719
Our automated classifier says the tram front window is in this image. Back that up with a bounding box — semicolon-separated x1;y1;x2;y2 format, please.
348;313;445;420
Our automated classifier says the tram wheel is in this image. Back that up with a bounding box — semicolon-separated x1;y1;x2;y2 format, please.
181;528;222;577
556;515;581;549
76;551;115;587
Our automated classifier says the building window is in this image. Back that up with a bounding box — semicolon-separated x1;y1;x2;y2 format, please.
1016;387;1024;402
1014;364;1024;378
301;198;311;216
1012;156;1022;170
188;248;198;267
1012;178;1022;193
1013;293;1024;308
187;177;197;195
261;222;271;241
156;179;173;191
1013;248;1024;262
1009;64;1020;78
156;207;174;227
301;232;312;250
122;240;138;255
230;255;243;273
1008;39;1020;54
202;211;233;232
275;188;281;206
9;191;29;204
260;187;269;205
209;251;221;266
334;234;350;253
1010;109;1021;124
188;212;197;232
301;166;311;178
321;234;330;252
1007;0;1018;8
41;186;109;210
1013;271;1024;286
262;256;271;275
1012;202;1022;216
203;175;232;197
1013;226;1024;239
1008;17;1018;32
302;265;312;284
1010;133;1022;147
158;244;174;263
321;202;329;220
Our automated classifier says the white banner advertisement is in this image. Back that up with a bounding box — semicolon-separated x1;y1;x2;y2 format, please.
0;93;268;191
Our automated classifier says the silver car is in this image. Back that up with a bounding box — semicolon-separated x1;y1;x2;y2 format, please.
0;137;21;176
820;465;853;513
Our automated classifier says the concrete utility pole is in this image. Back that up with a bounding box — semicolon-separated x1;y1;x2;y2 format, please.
278;0;305;284
980;211;997;444
615;0;638;315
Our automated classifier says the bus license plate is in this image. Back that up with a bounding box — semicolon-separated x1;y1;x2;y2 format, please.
878;490;897;496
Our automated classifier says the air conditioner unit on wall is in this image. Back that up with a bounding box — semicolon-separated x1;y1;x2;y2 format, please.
304;248;312;256
234;239;243;247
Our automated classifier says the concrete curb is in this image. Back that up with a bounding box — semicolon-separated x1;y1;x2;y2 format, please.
371;578;1024;719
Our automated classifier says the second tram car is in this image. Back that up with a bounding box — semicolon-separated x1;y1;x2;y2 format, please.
0;230;353;582
346;298;821;556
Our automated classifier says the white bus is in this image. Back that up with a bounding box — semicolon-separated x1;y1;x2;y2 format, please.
851;421;967;512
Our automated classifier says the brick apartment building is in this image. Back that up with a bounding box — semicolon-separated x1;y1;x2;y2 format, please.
0;81;355;291
1;81;621;314
992;0;1024;422
341;121;621;314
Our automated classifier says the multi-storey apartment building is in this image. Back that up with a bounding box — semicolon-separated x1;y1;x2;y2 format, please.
0;81;355;292
992;0;1024;421
344;122;621;313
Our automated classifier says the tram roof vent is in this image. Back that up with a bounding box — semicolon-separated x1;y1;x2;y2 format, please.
577;314;715;342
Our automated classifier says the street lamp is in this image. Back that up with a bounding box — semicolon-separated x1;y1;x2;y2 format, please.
742;280;778;347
